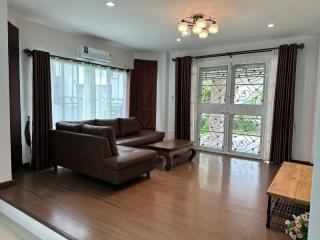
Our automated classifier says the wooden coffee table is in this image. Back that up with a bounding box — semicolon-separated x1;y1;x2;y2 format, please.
147;139;196;171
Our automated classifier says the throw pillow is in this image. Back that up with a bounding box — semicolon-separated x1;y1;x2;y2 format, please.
81;124;119;156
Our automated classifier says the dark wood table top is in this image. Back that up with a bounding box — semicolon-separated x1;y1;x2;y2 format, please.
147;139;194;151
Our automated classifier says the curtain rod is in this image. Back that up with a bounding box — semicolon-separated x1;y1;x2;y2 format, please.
171;43;305;61
23;49;131;72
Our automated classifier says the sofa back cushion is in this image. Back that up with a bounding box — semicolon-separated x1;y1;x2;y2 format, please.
70;120;95;125
119;117;140;137
56;121;82;133
95;119;120;137
81;124;119;156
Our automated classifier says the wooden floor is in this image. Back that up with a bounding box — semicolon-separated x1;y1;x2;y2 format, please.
0;152;287;240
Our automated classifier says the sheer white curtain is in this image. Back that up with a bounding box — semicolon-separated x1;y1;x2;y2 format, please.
51;58;127;125
190;59;198;142
263;50;278;161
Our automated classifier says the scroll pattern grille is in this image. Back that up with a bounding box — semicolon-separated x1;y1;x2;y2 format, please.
199;66;228;104
197;61;266;157
231;115;262;155
199;113;224;150
233;63;265;105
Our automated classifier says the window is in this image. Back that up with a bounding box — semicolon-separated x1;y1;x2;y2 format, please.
232;63;265;105
197;60;268;158
51;58;127;124
199;65;228;104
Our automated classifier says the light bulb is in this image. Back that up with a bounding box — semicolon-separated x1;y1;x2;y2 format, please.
178;21;188;32
105;1;115;7
196;18;207;28
199;29;209;39
181;29;191;37
208;23;219;34
192;25;202;34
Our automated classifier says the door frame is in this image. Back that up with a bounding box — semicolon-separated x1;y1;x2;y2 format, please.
194;54;274;160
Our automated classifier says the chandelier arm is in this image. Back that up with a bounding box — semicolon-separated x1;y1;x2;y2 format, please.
184;21;195;25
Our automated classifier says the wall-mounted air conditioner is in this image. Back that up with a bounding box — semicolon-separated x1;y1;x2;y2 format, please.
77;45;112;64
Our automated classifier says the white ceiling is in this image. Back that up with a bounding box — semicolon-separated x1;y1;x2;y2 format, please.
8;0;320;51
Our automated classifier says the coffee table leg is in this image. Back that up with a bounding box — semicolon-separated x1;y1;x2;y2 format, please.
189;149;196;161
266;195;271;228
164;152;173;171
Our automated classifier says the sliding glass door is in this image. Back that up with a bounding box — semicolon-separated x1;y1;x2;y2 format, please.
197;60;268;158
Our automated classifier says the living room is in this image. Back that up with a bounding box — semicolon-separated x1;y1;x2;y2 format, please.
0;0;320;239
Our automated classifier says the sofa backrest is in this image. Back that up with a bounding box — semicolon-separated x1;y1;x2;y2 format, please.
119;117;140;137
56;121;82;133
56;117;141;138
95;119;120;137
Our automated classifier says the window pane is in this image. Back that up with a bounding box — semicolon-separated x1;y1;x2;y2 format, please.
233;63;265;105
231;115;262;155
199;65;228;104
51;58;127;124
199;113;225;150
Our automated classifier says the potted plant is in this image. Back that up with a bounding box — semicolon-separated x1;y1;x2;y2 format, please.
285;213;309;240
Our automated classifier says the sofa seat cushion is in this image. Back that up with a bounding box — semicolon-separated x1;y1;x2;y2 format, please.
104;146;157;170
116;130;165;147
81;124;119;156
95;119;120;137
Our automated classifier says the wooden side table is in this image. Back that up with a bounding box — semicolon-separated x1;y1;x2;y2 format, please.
147;139;196;171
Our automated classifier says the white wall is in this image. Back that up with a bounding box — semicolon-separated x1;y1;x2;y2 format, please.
166;36;320;162
133;51;169;134
8;16;135;163
0;0;12;183
308;42;320;240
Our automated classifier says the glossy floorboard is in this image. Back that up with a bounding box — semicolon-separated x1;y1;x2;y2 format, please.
0;152;287;240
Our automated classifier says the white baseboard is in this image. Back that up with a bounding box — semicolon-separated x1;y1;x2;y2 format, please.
0;200;67;240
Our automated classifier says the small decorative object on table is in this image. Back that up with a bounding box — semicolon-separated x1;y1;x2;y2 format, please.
285;213;309;240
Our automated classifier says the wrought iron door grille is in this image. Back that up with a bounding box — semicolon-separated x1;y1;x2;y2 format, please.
233;63;265;105
199;113;225;150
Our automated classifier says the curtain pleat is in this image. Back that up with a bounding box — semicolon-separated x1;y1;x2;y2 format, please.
175;56;192;140
129;59;157;129
269;44;298;165
31;50;52;170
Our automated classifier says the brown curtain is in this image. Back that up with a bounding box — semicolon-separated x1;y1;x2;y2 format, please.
269;44;298;165
31;50;53;170
175;56;192;140
129;59;157;129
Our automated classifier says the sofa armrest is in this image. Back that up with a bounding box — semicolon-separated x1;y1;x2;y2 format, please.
49;130;107;179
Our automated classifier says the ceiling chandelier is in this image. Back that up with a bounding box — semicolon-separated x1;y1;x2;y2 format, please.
177;14;219;39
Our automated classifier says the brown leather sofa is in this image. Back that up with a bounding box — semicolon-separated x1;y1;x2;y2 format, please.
94;117;165;147
49;118;164;186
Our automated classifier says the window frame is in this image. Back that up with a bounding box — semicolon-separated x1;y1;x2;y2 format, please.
50;57;128;125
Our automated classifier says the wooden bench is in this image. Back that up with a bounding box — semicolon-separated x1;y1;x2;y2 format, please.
266;162;313;229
